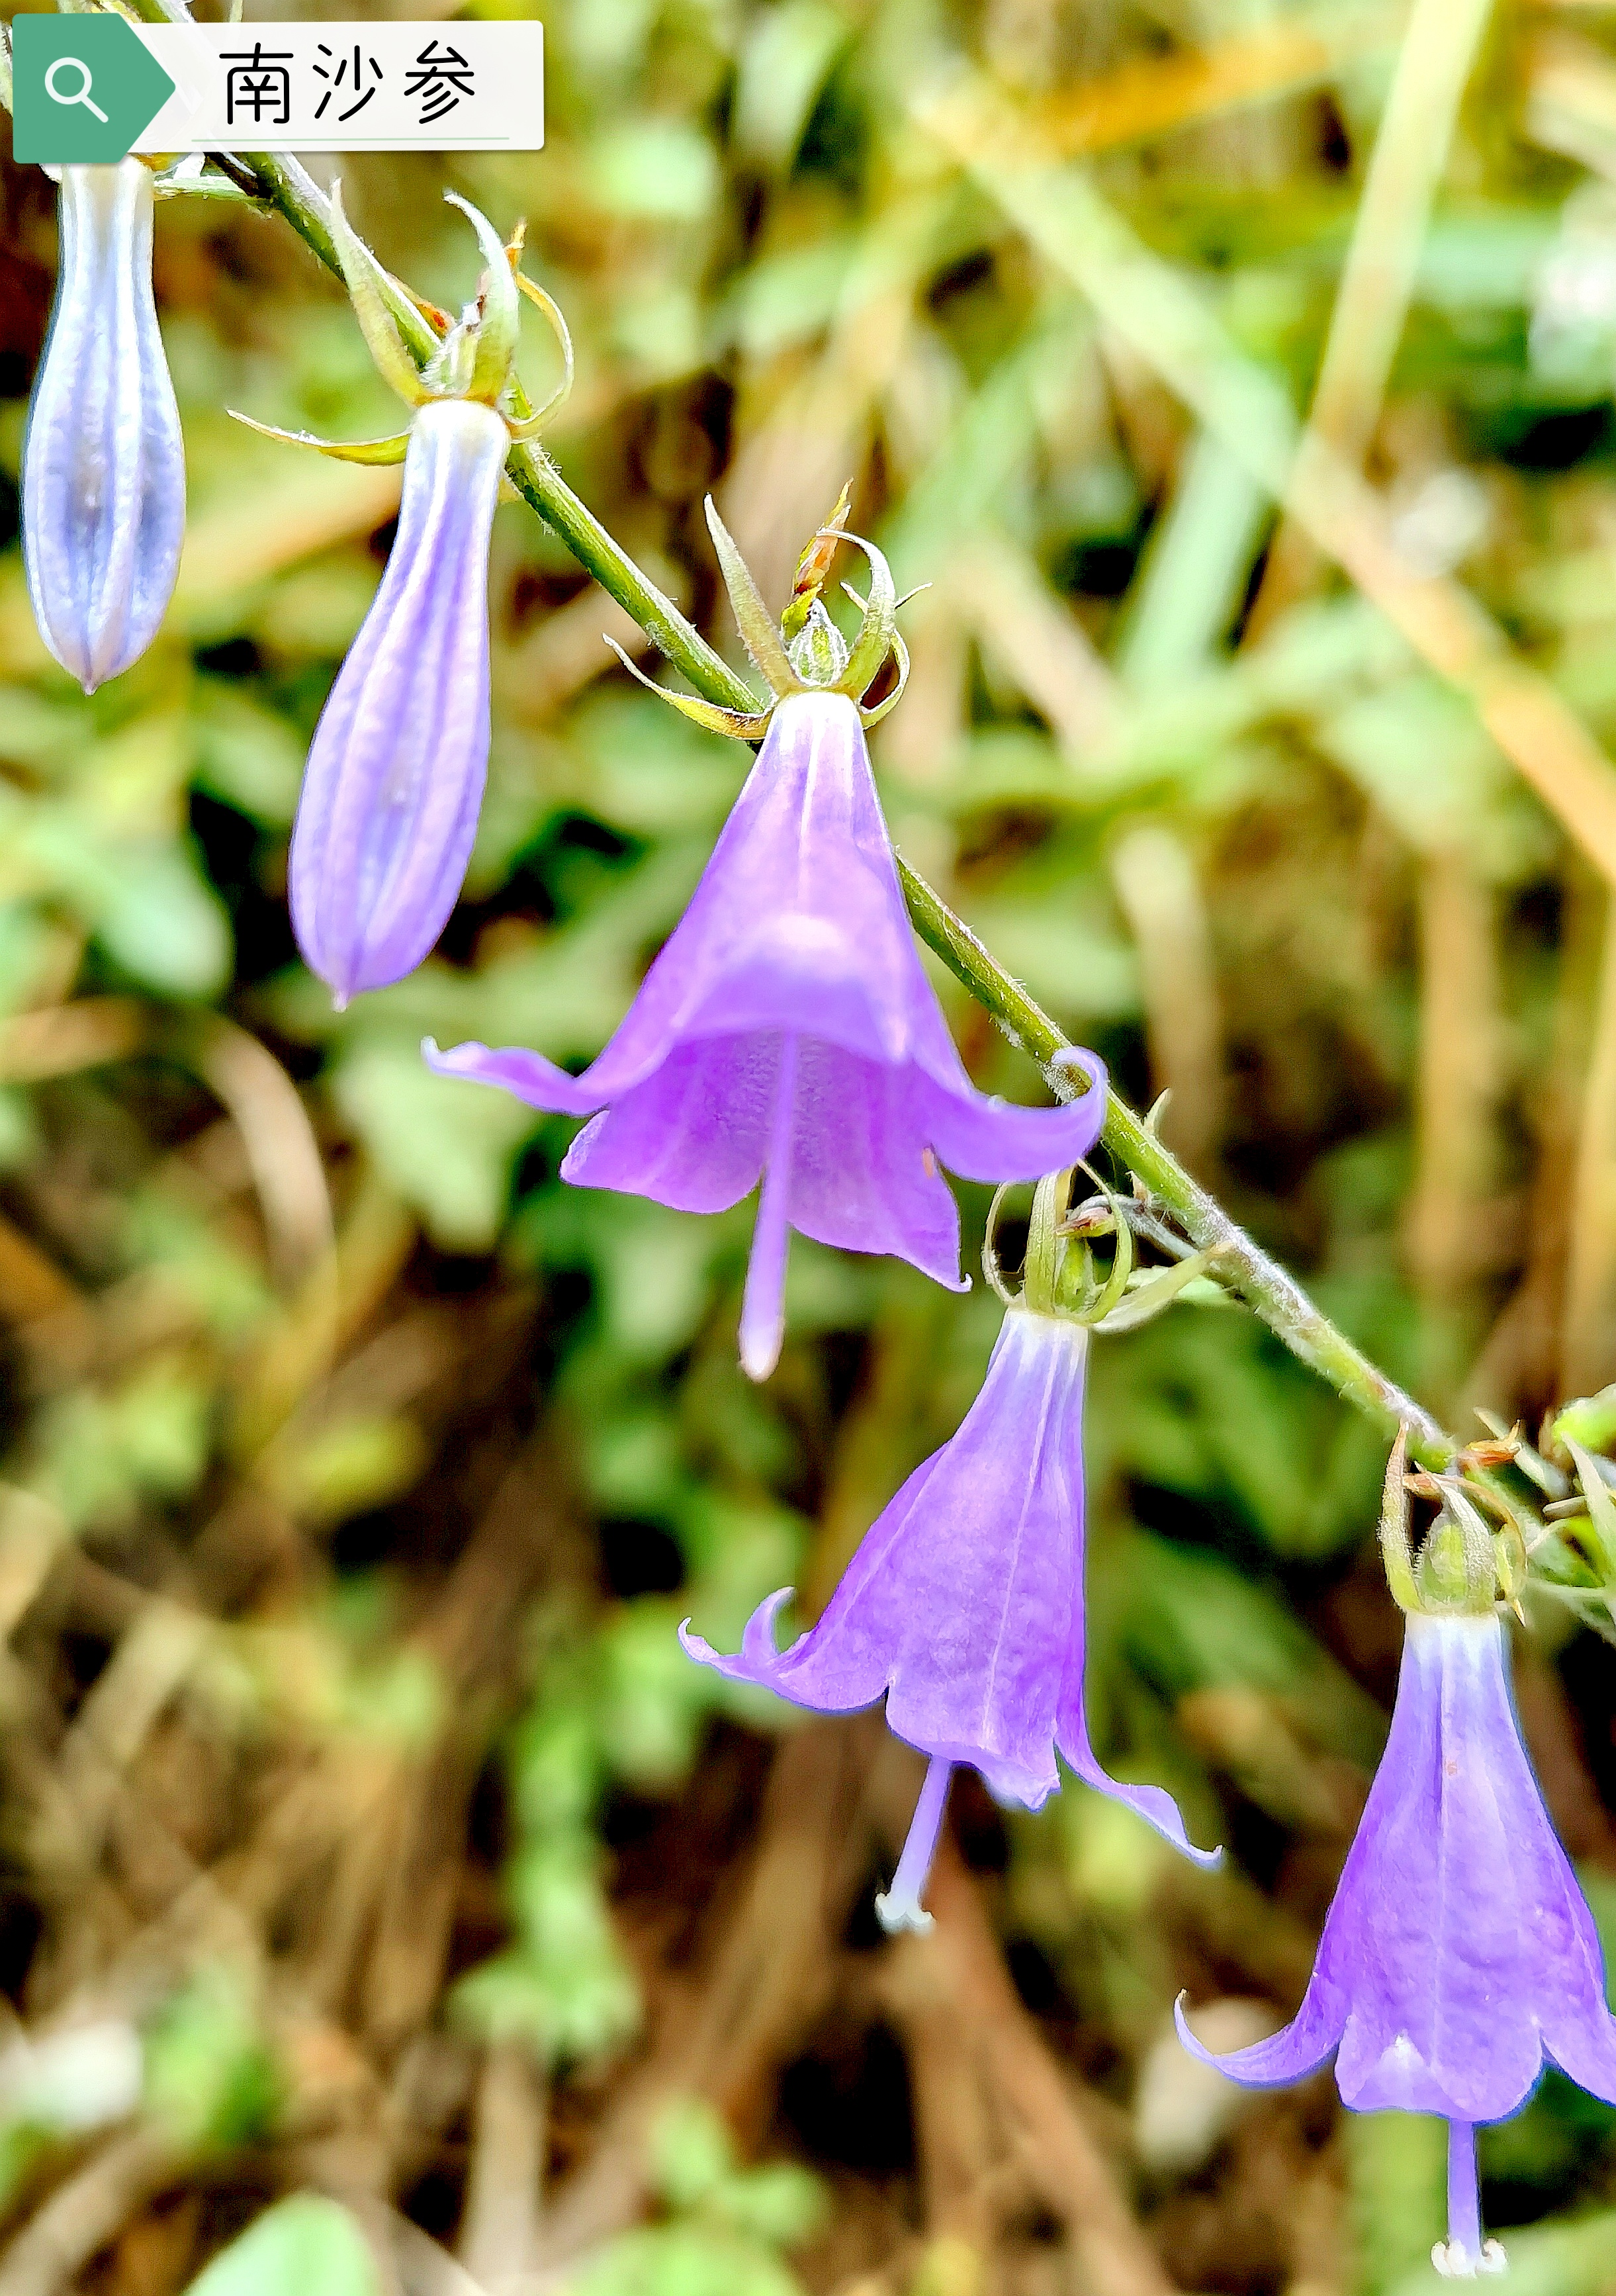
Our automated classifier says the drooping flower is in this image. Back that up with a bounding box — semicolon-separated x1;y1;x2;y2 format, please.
426;508;1108;1379
1177;1447;1616;2280
682;1171;1222;1927
289;395;507;1004
23;161;185;694
236;187;572;1006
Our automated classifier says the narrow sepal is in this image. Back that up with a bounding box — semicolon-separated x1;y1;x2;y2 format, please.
444;191;520;406
1379;1429;1420;1612
1091;1244;1218;1334
328;178;431;407
510;271;575;427
858;623;910;728
835;532;899;702
603;636;771;739
703;496;801;696
228;410;411;465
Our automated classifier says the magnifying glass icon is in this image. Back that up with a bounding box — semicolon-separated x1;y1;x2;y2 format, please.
44;56;110;123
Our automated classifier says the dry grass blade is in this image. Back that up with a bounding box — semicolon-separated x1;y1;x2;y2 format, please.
922;83;1616;885
1029;0;1408;160
1248;0;1497;631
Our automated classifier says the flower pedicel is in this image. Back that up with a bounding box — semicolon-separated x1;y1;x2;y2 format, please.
426;508;1110;1379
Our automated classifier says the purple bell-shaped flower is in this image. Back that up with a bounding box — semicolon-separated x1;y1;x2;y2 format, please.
683;1170;1222;1925
289;394;508;1005
23;161;185;693
426;510;1107;1379
236;186;572;1006
1177;1447;1616;2279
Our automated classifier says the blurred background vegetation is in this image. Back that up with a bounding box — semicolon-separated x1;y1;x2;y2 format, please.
5;0;1616;2289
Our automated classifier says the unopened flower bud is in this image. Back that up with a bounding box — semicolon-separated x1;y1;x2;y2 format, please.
22;162;185;694
289;395;508;1006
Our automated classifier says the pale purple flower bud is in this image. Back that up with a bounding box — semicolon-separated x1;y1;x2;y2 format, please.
426;690;1108;1377
22;162;185;694
1177;1610;1616;2277
290;395;508;1007
682;1303;1220;1928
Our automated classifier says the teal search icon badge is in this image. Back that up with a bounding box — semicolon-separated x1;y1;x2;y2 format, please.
11;15;177;163
44;57;110;124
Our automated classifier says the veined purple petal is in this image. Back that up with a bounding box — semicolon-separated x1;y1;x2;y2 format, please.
22;163;185;694
683;1304;1217;1868
1178;1610;1616;2128
563;1036;774;1212
291;396;507;1005
424;690;1106;1370
570;690;939;1094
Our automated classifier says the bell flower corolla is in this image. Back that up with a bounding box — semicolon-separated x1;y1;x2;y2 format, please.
426;508;1109;1379
1177;1447;1616;2281
23;161;185;694
235;187;572;1006
289;395;507;1004
683;1170;1222;1925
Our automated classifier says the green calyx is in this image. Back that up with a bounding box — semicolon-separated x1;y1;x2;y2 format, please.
987;1165;1224;1334
227;187;572;469
1378;1432;1515;1616
605;497;911;745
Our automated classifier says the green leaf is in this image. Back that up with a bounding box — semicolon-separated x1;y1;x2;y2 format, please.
1347;2112;1445;2296
145;1970;281;2152
733;0;851;165
587;122;719;222
570;2225;805;2296
1120;1534;1387;1770
332;1040;539;1252
193;683;307;829
183;2199;379;2296
654;2100;736;2209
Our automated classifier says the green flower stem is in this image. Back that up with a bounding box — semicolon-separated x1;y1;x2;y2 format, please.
128;52;1455;1469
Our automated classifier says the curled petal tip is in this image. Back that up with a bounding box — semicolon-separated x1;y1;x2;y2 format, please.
739;1588;796;1667
1049;1046;1106;1100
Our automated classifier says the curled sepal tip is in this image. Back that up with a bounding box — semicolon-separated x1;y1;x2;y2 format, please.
23;161;185;694
834;530;897;704
441;190;519;408
510;272;575;433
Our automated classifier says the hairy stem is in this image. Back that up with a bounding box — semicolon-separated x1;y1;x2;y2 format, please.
125;52;1455;1469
